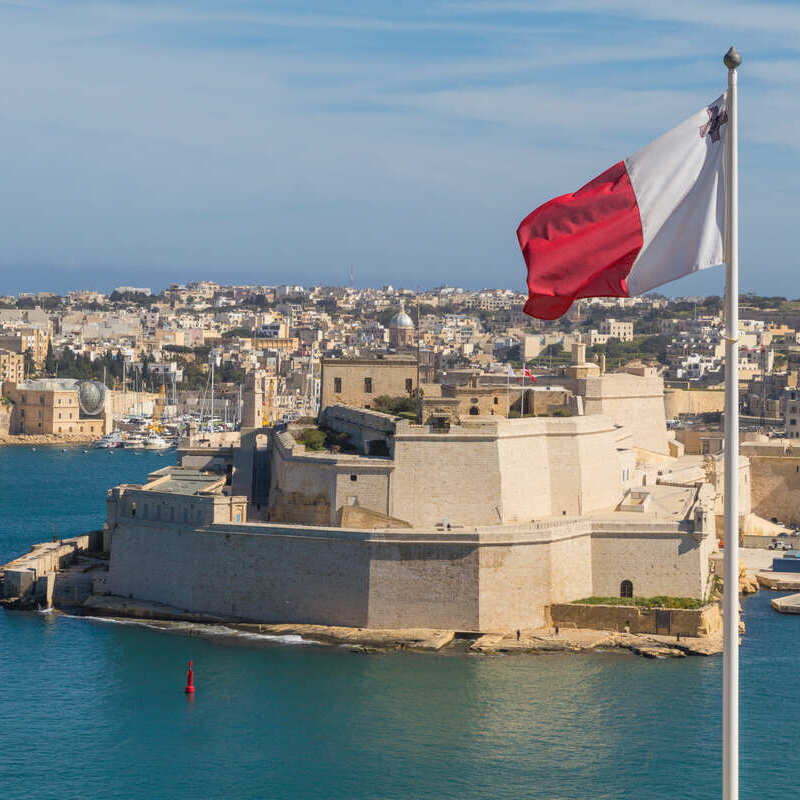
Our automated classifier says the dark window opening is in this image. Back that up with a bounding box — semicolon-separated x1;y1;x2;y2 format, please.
469;406;479;415
620;580;633;599
364;377;373;393
493;397;499;405
405;378;413;393
334;377;342;393
350;474;358;482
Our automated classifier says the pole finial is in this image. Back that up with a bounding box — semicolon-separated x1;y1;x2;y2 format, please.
724;46;741;70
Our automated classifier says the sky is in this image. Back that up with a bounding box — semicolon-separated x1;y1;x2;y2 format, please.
0;0;797;297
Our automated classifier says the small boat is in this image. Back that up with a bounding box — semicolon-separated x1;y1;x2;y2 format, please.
92;431;123;449
140;432;172;451
125;431;172;451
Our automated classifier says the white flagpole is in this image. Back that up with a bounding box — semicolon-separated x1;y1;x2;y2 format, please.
722;44;741;800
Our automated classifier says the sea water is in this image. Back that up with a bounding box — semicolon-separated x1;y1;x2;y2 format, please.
1;446;799;799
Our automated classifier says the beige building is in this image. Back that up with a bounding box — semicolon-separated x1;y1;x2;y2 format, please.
599;318;634;342
422;375;573;420
4;378;109;437
0;329;50;366
0;349;24;383
320;356;417;411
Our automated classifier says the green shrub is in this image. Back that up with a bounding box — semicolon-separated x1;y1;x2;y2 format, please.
300;428;326;451
574;596;704;609
373;395;416;415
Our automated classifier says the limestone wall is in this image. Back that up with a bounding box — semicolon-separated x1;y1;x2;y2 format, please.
391;430;504;527
664;388;725;419
390;417;624;527
269;433;393;525
320;358;417;412
477;524;593;630
746;451;800;525
107;520;594;631
549;602;722;636
106;513;708;631
590;524;714;601
108;522;375;627
366;539;481;629
579;373;669;454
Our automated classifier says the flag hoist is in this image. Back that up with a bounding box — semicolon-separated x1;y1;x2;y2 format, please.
515;48;742;799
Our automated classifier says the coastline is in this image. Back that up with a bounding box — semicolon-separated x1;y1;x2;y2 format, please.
75;594;722;658
0;433;96;446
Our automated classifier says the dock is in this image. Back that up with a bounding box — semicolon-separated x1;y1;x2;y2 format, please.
771;594;800;614
757;571;800;591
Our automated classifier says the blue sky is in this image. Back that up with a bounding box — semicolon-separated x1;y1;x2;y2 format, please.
0;0;797;296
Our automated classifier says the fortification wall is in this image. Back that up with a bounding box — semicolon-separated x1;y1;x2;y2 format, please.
477;524;594;630
664;388;725;419
495;424;552;521
579;374;669;454
106;514;706;631
549;602;722;636
366;540;480;629
746;453;800;525
590;524;713;600
108;522;374;626
391;432;504;527
269;434;393;525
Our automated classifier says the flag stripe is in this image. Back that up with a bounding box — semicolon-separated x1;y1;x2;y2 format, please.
624;94;726;295
517;161;642;320
517;94;727;320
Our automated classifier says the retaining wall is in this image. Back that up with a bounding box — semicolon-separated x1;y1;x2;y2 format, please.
548;602;721;637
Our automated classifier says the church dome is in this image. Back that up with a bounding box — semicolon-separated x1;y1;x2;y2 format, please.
390;307;414;329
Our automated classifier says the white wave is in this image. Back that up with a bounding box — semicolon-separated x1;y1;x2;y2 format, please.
234;631;318;645
65;614;318;645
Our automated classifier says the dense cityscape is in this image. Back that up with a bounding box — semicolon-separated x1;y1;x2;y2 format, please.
0;282;797;442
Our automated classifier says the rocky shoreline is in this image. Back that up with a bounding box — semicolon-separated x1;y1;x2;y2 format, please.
0;433;95;446
77;594;721;658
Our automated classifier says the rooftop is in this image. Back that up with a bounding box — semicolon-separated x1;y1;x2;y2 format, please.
144;467;224;495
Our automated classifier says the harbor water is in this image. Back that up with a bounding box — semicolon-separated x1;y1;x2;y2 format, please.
1;446;799;799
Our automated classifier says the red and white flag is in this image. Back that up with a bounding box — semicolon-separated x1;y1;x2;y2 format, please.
517;95;728;320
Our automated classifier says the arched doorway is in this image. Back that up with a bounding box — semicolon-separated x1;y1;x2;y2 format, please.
620;580;633;599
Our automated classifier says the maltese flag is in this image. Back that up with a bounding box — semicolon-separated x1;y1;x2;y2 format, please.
517;95;728;320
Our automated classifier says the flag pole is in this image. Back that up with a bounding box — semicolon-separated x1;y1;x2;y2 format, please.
722;44;741;800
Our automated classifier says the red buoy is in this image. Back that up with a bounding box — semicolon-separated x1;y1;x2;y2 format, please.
184;660;196;694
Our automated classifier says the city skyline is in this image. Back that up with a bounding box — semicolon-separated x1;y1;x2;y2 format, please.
1;1;797;296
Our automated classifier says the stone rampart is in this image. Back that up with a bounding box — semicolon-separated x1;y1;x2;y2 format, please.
664;388;725;419
106;512;709;632
743;443;800;525
549;602;722;637
578;373;669;454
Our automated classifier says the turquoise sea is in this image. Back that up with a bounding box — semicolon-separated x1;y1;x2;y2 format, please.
1;446;799;800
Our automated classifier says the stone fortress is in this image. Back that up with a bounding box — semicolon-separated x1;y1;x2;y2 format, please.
101;341;748;633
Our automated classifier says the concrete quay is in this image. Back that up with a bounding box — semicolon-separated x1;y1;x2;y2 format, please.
757;571;800;591
0;532;104;609
770;594;800;614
